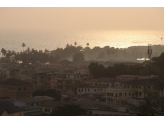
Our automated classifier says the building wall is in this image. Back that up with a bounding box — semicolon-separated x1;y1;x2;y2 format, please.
106;89;134;103
0;85;33;99
39;106;54;114
77;88;105;95
123;84;159;98
39;64;61;69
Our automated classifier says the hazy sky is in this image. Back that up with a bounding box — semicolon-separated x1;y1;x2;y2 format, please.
0;7;164;32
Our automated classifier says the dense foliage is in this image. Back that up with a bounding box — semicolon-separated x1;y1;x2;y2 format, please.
88;52;164;78
73;52;85;63
51;103;88;116
1;43;164;64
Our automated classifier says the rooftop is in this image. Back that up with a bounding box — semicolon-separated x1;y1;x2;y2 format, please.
18;96;55;103
67;83;104;88
0;101;23;115
89;78;116;83
106;87;131;91
123;79;160;85
0;79;34;87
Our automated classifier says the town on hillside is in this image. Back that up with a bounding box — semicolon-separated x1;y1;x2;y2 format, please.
0;44;164;116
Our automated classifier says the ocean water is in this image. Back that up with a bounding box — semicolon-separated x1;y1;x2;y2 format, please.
0;30;163;52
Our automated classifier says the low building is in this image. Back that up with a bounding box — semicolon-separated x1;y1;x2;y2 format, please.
86;78;117;87
38;101;68;114
105;87;134;104
62;83;106;101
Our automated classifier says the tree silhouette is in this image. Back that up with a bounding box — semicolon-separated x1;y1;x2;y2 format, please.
22;43;26;52
86;43;89;47
73;52;85;63
74;42;77;47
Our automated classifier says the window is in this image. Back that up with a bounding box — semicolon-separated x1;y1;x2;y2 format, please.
88;89;90;92
23;88;26;90
94;89;96;92
81;89;83;92
20;113;22;116
119;93;122;96
129;93;130;96
98;89;99;91
147;86;150;89
18;88;21;90
72;88;73;91
85;89;87;92
136;86;138;88
128;86;130;88
79;89;80;92
139;86;141;89
116;93;117;97
125;93;126;96
139;92;142;96
153;86;155;89
132;86;134;88
47;108;50;112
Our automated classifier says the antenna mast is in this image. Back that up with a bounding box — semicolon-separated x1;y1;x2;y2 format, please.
147;44;152;75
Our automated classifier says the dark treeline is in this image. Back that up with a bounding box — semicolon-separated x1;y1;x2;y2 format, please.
88;52;164;78
0;47;60;64
1;42;164;64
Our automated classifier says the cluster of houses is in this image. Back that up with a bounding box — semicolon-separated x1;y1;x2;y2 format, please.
0;60;163;116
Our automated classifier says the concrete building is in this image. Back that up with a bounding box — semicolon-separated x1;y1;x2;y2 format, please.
0;79;34;99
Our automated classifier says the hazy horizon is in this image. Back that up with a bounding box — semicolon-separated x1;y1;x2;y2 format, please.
0;7;164;32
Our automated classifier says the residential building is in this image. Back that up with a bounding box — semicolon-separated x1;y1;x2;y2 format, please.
0;79;34;99
62;83;106;101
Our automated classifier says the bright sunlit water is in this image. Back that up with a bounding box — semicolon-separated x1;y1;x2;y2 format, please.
0;30;163;52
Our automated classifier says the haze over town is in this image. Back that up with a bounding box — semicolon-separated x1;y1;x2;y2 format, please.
0;7;164;116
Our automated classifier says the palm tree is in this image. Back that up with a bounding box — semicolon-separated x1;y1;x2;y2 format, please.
27;47;30;54
1;48;4;57
86;43;89;47
74;42;77;47
22;43;26;52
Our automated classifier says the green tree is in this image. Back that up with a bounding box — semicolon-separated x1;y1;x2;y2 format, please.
73;52;85;63
32;89;45;96
51;103;88;116
137;97;157;116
